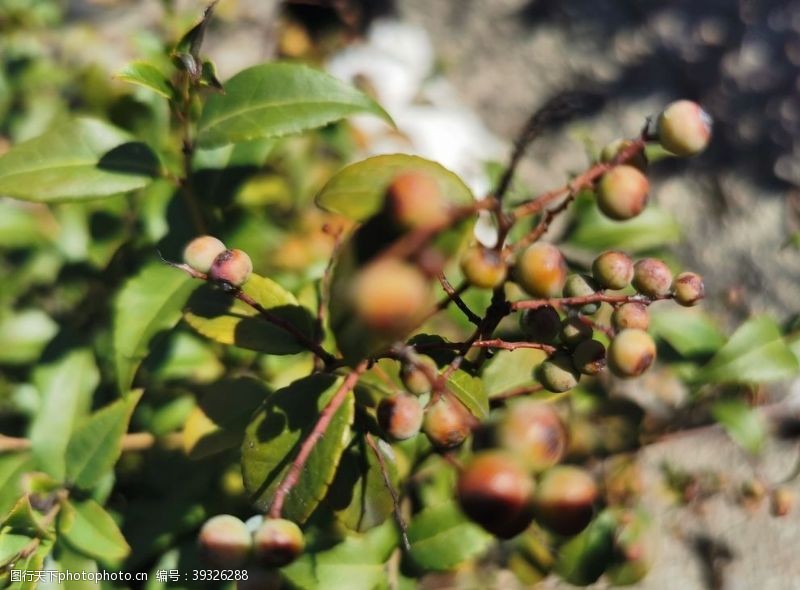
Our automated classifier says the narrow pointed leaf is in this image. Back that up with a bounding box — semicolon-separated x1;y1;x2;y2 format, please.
115;62;174;99
59;499;130;564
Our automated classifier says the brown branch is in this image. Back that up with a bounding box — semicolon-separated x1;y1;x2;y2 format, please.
506;192;577;256
365;433;409;550
576;314;615;339
437;273;481;325
471;339;558;354
0;433;183;454
268;361;369;518
512;292;668;311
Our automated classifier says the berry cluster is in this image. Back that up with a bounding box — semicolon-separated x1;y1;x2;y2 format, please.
183;236;253;290
198;514;305;569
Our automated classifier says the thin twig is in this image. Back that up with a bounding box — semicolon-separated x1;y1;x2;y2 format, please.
0;433;183;454
437;273;481;325
512;292;668;311
365;433;410;550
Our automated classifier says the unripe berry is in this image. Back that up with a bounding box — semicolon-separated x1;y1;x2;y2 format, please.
597;165;649;221
460;245;507;289
608;329;656;378
457;451;536;538
559;316;592;349
183;236;227;274
770;486;794;517
377;394;423;441
385;171;450;229
673;272;705;307
563;273;601;314
520;306;561;344
611;302;650;331
352;259;431;336
400;357;436;395
422;395;472;450
209;249;253;289
632;258;673;298
600;138;647;172
592;250;634;290
657;100;712;157
572;339;606;376
537;353;580;393
534;466;598;536
253;518;305;568
198;515;252;568
495;400;566;472
515;243;567;298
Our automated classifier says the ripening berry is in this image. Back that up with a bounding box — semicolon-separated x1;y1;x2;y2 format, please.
612;302;650;331
657;100;712;157
563;274;601;314
537;353;580;393
352;259;431;336
673;272;705;307
515;243;568;298
559;316;592;349
253;518;305;568
572;339;606;376
422;395;472;449
520;306;561;344
209;249;253;289
198;515;252;567
495;400;567;472
460;245;508;289
596;165;649;221
770;486;794;517
400;356;436;395
632;258;673;298
608;329;656;378
600;138;647;172
385;171;450;229
592;250;634;290
457;451;536;538
377;394;423;441
534;466;598;536
183;235;227;274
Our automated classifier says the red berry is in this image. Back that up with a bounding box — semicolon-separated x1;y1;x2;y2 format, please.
592;250;634;290
597;165;649;221
611;302;650;331
534;466;598;536
632;258;673;298
209;249;253;289
515;243;568;298
422;395;472;450
377;394;423;440
253;518;305;568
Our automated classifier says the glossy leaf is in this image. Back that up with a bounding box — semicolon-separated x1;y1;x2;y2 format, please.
0;532;32;567
406;502;493;571
698;316;799;383
0;118;160;202
114;62;174;99
0;309;57;365
64;391;143;491
0;454;33;519
242;374;354;522
196;63;392;148
554;510;617;586
114;262;197;393
59;499;130;564
711;399;767;455
447;370;489;419
184;273;315;355
2;496;52;538
483;349;547;400
316;154;475;222
649;308;726;358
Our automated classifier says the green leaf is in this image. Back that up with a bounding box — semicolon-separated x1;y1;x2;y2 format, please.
196;63;392;148
406;502;493;571
698;316;799;383
174;0;217;60
0;309;58;365
554;510;617;586
199;60;223;91
59;499;130;564
29;348;99;481
242;374;355;523
144;330;224;384
182;377;268;459
649;308;726;358
483;349;546;399
0;532;32;567
49;544;99;590
114;62;174;99
114;262;198;393
282;520;398;590
0;454;33;519
2;496;52;538
8;539;54;589
316;154;474;221
184;273;315;355
711;399;767;455
447;370;489;420
64;391;143;491
0;118;160;202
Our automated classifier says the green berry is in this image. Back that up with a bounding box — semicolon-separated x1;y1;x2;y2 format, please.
520;306;561;344
422;395;471;450
198;515;252;568
253;518;305;568
611;302;650;331
673;272;705;307
515;243;567;298
385;171;450;229
592;250;634;290
495;400;566;472
563;273;601;314
534;466;598;536
559;316;592;349
572;339;606;376
597;165;649;221
377;394;423;440
537;353;580;393
460;245;508;289
209;249;253;289
183;235;227;274
608;329;656;378
657;100;712;157
457;451;535;538
600;138;647;171
400;357;436;395
632;258;673;297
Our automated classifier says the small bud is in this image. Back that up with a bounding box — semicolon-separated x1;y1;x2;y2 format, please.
632;258;673;298
515;243;568;298
377;394;423;440
563;274;601;314
657;100;712;157
209;249;253;289
183;235;226;273
253;518;305;568
520;306;561;344
198;515;252;568
608;329;656;378
537;353;580;393
460;245;508;289
612;302;650;331
597;165;649;221
592;250;634;290
673;272;705;307
422;395;472;450
572;339;607;376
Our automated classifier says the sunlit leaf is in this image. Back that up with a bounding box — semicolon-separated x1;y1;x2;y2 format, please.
115;62;174;99
711;399;767;455
59;499;130;564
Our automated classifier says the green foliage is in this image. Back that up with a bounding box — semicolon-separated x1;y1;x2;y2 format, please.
711;399;767;455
